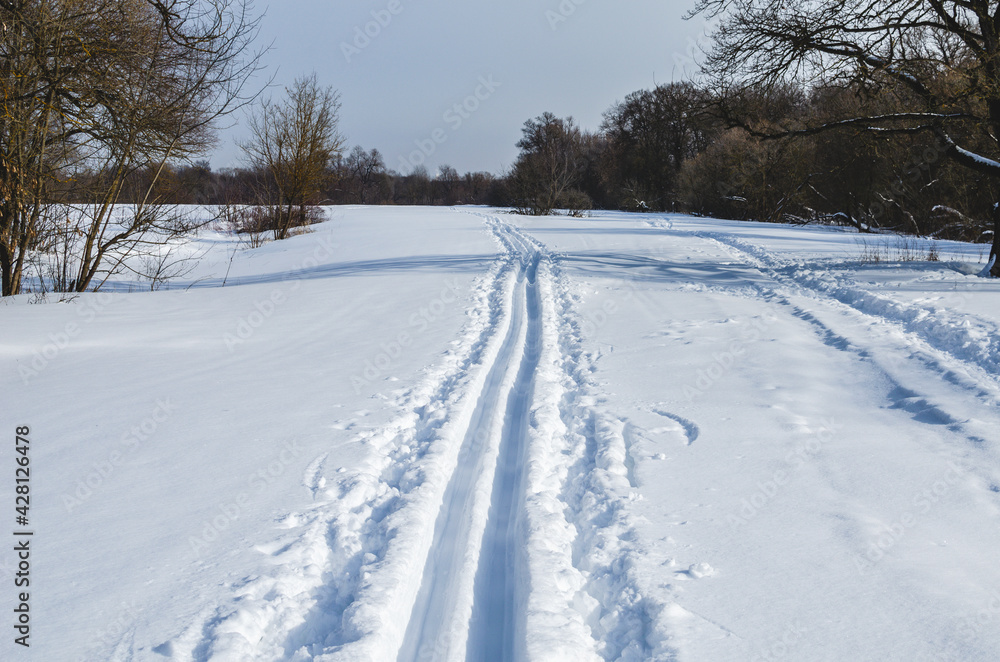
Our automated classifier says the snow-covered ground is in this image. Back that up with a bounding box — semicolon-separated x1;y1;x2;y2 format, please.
3;206;1000;661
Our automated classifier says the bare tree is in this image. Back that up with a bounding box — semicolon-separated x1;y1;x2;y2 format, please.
602;83;714;210
345;145;386;204
0;0;264;295
435;165;460;205
692;0;1000;274
508;112;586;215
70;0;264;292
241;74;344;240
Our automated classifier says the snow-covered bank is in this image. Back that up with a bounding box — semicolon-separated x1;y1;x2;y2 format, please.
3;207;1000;661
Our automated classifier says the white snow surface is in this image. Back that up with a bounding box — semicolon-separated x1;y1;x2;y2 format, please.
3;206;1000;661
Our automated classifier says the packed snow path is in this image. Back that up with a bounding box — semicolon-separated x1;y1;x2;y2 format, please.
465;247;539;662
398;224;541;662
7;207;1000;661
180;213;622;662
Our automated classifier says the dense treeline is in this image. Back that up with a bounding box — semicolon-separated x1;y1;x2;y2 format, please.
102;77;996;245
99;158;502;208
501;81;998;243
689;0;1000;272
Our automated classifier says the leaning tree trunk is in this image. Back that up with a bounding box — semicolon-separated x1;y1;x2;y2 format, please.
992;203;1000;277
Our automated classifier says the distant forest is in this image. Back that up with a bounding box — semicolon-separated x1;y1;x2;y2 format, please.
92;78;996;245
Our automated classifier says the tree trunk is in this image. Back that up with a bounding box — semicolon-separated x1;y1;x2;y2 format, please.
0;244;13;297
992;203;1000;277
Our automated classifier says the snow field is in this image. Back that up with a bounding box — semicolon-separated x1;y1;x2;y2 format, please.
697;229;1000;381
522;211;1000;660
211;251;520;661
5;206;1000;661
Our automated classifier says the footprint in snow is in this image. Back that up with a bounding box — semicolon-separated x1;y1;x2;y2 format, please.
675;562;717;580
303;453;329;498
651;408;701;445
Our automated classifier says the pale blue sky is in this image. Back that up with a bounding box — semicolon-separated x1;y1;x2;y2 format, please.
214;0;709;175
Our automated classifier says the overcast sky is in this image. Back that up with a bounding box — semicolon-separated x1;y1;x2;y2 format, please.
212;0;710;175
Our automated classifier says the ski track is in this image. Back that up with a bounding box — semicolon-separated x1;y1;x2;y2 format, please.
470;215;659;662
652;220;1000;496
491;217;667;662
693;228;1000;392
643;220;1000;429
170;214;1000;662
173;212;654;662
395;219;537;662
179;223;521;661
463;229;538;662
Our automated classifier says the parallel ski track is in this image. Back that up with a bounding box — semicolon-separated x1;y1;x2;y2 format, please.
465;230;540;662
193;212;648;662
470;215;654;662
397;221;540;662
398;214;646;662
694;228;1000;394
681;224;1000;476
190;221;525;662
